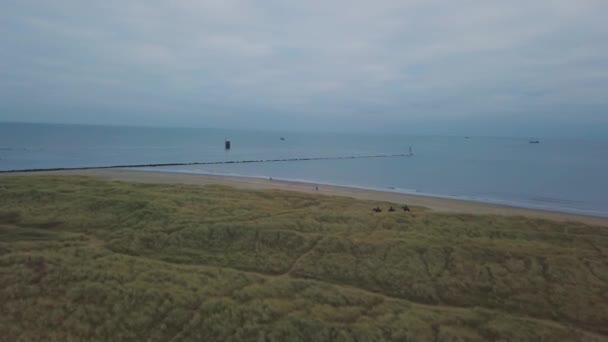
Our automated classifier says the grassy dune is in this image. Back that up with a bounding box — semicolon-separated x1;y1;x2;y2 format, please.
1;176;607;341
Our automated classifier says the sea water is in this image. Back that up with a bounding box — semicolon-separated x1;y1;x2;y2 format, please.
1;122;607;217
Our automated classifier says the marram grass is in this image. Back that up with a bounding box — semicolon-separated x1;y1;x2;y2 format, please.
1;176;607;341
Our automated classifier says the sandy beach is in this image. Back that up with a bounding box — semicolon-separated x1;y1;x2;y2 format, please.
5;168;607;227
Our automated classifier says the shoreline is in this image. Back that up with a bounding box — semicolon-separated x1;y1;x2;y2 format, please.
154;169;607;218
4;168;608;227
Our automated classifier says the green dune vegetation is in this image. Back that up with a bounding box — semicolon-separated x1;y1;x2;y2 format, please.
1;175;607;341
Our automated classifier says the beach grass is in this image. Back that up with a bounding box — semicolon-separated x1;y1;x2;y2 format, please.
1;175;607;341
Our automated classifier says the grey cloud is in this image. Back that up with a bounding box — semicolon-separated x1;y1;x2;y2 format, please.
1;0;607;132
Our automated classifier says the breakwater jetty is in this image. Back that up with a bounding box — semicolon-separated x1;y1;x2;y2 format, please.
0;152;413;173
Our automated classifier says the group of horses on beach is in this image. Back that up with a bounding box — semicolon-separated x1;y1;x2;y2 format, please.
372;205;410;213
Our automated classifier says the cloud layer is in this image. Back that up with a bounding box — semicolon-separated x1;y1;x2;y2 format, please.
1;0;607;131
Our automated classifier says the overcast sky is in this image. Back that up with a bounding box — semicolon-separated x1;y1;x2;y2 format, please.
1;0;607;135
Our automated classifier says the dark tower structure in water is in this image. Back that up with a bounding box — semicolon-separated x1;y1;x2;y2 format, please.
225;139;231;150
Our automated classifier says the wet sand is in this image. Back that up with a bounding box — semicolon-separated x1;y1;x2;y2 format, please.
4;168;608;226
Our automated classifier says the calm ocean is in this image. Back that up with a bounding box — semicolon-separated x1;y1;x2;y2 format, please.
1;122;607;217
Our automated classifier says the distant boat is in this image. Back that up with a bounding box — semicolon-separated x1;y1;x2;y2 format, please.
529;140;540;144
280;137;286;141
